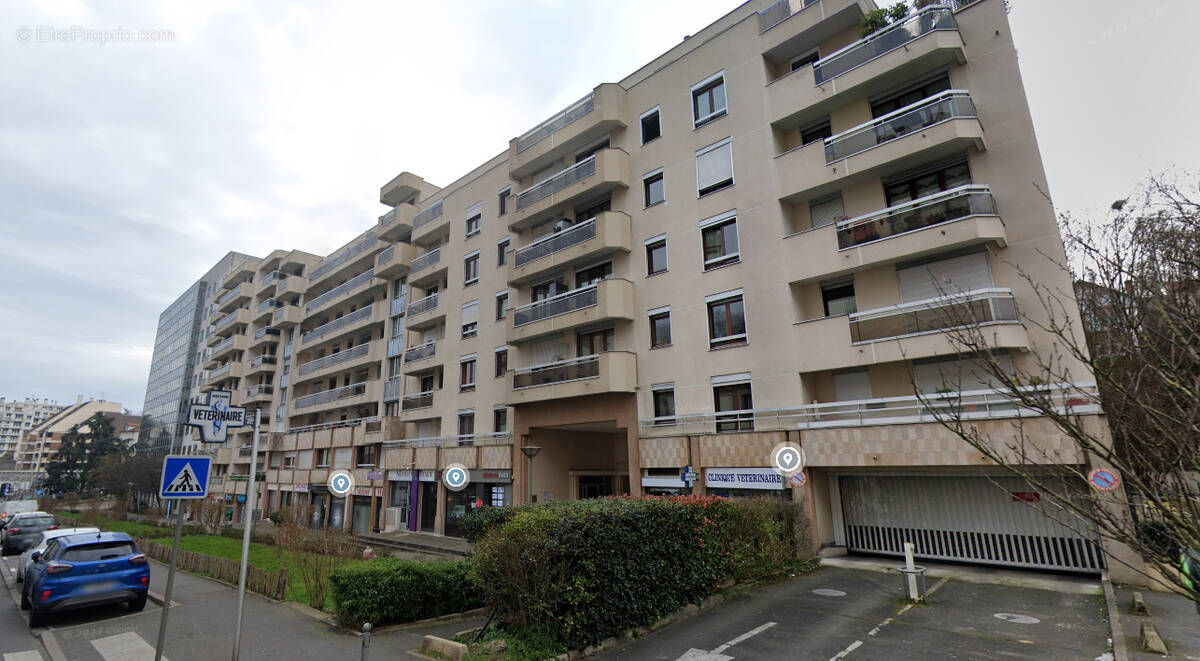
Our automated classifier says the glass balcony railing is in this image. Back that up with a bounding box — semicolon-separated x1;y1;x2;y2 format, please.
402;391;434;410
515;92;595;154
294;382;368;409
407;292;438;317
249;354;277;369
813;6;957;84
254;326;281;341
825;90;975;163
387;337;405;358
512;355;600;390
413;200;443;229
757;0;819;33
260;270;283;289
512;285;598;327
210;336;235;355
257;298;281;314
308;231;378;283
247;384;274;398
215;310;241;330
379;207;398;226
389;295;407;317
848;288;1018;343
515;156;597;212
837;185;996;249
403;340;436;363
383;376;403;402
209;363;232;381
410;247;441;275
304;268;376;314
514;218;596;267
301;304;373;345
377;245;394;266
218;285;243;307
297;342;370;377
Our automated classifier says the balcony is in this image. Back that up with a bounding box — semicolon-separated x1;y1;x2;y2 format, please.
305;268;378;316
206;362;244;385
389;295;406;317
508;351;637;405
215;309;251;333
257;270;283;294
785;185;1005;282
508;84;628;180
210;334;248;363
375;243;416;278
508;212;632;284
250;326;282;350
401;391;434;411
221;262;255;291
254;297;282;321
308;231;379;288
387;337;405;358
245;354;278;376
509;148;629;231
408;247;447;287
296;342;375;380
245;384;274;402
293;381;372;410
301;303;381;346
792;289;1029;372
383;376;403;402
218;282;253;312
377;202;417;241
508;278;634;343
765;6;964;128
403;340;436;365
277;275;305;299
273;304;304;328
411;200;446;245
774;92;983;201
405;292;443;328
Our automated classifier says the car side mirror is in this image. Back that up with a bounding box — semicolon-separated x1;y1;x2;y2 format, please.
30;552;41;563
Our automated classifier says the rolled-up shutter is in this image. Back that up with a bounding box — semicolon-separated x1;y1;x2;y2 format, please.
897;252;992;302
833;369;872;401
696;140;733;192
810;195;845;229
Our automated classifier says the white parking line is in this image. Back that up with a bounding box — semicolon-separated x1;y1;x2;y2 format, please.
3;651;44;661
91;632;163;661
711;621;776;654
675;621;777;660
830;639;862;660
829;576;951;660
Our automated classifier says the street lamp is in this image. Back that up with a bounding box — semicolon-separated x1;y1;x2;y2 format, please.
521;446;541;504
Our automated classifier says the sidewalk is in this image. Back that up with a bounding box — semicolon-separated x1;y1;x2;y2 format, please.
357;530;472;557
1116;586;1200;660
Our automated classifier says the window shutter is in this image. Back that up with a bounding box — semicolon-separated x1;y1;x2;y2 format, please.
897;252;992;302
810;195;845;229
912;354;1015;394
531;338;567;365
696;142;733;192
461;301;479;325
833;370;872;401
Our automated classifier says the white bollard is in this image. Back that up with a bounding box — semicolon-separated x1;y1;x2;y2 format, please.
904;542;919;602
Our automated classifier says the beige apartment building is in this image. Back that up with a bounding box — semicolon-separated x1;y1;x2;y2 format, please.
0;398;63;456
202;0;1132;576
15;397;123;471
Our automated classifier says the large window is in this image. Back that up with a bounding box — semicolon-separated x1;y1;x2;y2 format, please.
575;261;612;287
643;169;665;207
649;307;672;348
577;327;614;356
495;291;509;320
460;356;477;391
334;447;352;469
458;411;475;436
707;291;747;349
652;384;676;425
696;138;733;196
465;213;480;237
809;194;845;229
801;120;832;146
461;301;478;338
692;73;727;127
714;380;753;432
356;445;377;468
464;252;480;286
315;448;330;468
494;347;508;377
884;159;971;206
493;407;507;433
821;281;857;316
641;107;661;144
701;212;739;270
646;236;668;276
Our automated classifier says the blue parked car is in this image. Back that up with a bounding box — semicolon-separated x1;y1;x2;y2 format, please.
21;531;149;627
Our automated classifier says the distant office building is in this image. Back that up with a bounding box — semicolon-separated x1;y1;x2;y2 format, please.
0;398;63;456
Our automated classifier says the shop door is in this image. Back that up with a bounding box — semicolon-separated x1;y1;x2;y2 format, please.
420;482;438;532
329;497;346;530
310;494;326;529
352;499;371;535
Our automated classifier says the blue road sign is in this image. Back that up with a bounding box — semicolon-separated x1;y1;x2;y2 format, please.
160;456;211;499
1088;467;1119;491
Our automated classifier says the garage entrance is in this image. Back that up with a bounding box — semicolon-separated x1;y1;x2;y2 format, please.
837;474;1105;573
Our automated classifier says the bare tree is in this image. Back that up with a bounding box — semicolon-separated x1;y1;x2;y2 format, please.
916;175;1199;597
274;507;359;608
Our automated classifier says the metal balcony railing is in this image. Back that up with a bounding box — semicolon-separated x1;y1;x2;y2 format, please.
280;372;289;389
249;354;277;370
302;304;373;345
402;391;434;411
218;285;243;307
209;363;232;381
305;268;376;314
516;155;596;211
211;336;235;356
389;295;407;317
309;231;378;283
514;218;596;267
376;245;394;266
403;340;436;363
512;284;598;327
247;384;274;398
382;432;511;449
413;200;443;229
297;342;370;377
254;326;281;341
515;92;595;154
757;0;819;33
387;337;405;358
379;207;398;226
407;292;438;316
813;6;957;84
260;270;283;288
257;298;281;314
383;376;403;402
283;343;293;359
294;381;368;409
410;248;440;275
512;355;600;389
848;288;1018;343
215;310;241;330
825;90;975;163
837;185;996;249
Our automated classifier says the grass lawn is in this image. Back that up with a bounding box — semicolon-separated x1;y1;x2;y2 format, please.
52;511;173;538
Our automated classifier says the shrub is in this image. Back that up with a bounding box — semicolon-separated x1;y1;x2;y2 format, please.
330;558;481;627
457;503;529;543
470;496;809;650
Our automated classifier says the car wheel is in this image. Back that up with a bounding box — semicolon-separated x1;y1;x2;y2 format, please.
128;593;148;612
28;607;46;628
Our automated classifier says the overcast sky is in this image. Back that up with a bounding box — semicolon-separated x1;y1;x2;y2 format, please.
0;0;1195;414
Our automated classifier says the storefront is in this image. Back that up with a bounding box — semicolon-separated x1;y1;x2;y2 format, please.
350;487;381;535
387;469;440;532
641;475;692;497
705;467;791;499
444;470;513;538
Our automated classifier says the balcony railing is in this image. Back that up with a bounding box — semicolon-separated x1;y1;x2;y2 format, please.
513;355;600;389
273;303;296;321
209;363;232;381
257;298;281;314
516;155;597;211
305;268;376;314
407;292;438;316
401;391;434;411
280;372;289;389
825;90;975;163
284;343;293;359
383;376;403;401
387;296;406;318
757;0;819;33
514;218;596;267
403;340;436;363
382;432;510;450
287;415;379;434
247;384;274;398
410;248;440;275
254;326;281;341
813;6;957;84
218;286;243;307
513;284;597;327
302;304;373;345
294;381;368;409
249;354;278;369
260;270;283;288
837;185;996;249
379;207;398;226
413;200;443;229
215;310;241;330
387;337;405;358
309;231;378;282
640;382;1101;434
849;288;1018;343
297;342;370;377
515;93;595;154
210;336;235;356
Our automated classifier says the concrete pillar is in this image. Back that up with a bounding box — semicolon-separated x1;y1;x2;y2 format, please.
625;427;643;497
434;482;446;535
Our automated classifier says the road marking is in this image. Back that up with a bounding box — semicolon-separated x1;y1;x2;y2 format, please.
4;651;44;661
710;621;776;654
675;650;732;661
812;588;847;597
91;632;163;661
674;622;776;660
829;640;862;660
993;613;1040;624
832;575;952;658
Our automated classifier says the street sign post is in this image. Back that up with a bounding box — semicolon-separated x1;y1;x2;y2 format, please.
231;408;262;661
154;455;212;661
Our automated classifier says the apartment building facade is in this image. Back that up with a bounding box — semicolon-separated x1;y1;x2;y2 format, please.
200;0;1134;577
0;398;63;456
15;397;122;471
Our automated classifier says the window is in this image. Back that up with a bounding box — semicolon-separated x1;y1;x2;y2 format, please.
283;452;296;469
458;411;475;436
810;194;845;229
692;72;727;127
643;169;665;207
464;252;480;285
695;138;733;196
641;107;661;144
821;281;857;316
531;277;565;302
298;449;312;469
871;74;952;118
461;301;479;338
707;291;747;348
884;158;971;206
700;211;739;269
333;447;352;469
575;261;612;287
714;381;753;432
576;139;609;163
652;384;676;425
493;407;507;433
649;307;672;348
269;452;281;469
646;237;668;276
801;120;832;146
495;291;509;320
496;238;509;266
315;448;330;468
790;50;820;72
494;348;508;377
466;214;480;237
460;356;477;391
355;445;377;468
498;187;511;216
577;327;614;356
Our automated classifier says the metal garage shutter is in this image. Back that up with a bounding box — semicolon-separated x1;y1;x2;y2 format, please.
897;252;993;302
840;475;1105;573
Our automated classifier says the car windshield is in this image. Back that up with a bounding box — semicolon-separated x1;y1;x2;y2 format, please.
61;541;135;562
13;516;53;529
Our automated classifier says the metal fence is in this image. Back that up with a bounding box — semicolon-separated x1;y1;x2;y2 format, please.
515;92;596;154
402;391;434;410
514;218;597;267
305;268;377;314
309;231;378;282
825;90;975;162
848;288;1017;343
298;342;370;377
813;7;956;84
294;381;368;409
403;341;436;363
757;0;819;33
512;355;600;389
411;247;441;274
512;285;598;327
838;185;995;249
515;156;597;211
301;304;373;345
413;200;443;229
407;292;438;316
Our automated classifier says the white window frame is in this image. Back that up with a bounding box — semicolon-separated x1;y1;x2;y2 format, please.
640;105;662;145
648;305;672;349
459;354;478;390
496;237;510;266
690;70;728;128
699;209;739;270
463;249;481;286
644;233;668;276
695;137;734;197
495;290;510;320
642;167;666;208
461;300;479;338
493;346;508;378
705;288;748;348
465;202;482;238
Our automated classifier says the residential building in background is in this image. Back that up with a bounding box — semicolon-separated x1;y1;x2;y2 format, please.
186;0;1135;579
15;396;122;471
0;398;63;456
141;251;259;454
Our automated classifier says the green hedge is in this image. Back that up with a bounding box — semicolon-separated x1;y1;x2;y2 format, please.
470;496;808;650
329;558;481;627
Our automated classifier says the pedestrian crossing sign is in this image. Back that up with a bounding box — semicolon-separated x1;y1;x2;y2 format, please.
160;456;211;499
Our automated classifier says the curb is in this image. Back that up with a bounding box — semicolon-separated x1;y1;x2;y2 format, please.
1101;573;1129;661
37;629;67;661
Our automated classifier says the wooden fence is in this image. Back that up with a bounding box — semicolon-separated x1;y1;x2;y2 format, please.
135;538;289;601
